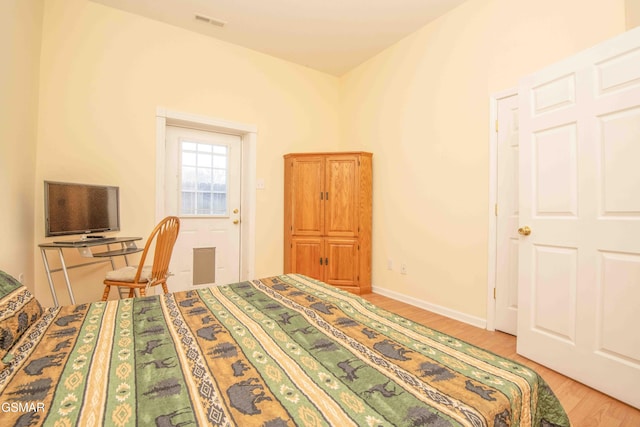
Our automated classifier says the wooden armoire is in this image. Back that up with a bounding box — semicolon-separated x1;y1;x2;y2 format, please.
283;152;372;294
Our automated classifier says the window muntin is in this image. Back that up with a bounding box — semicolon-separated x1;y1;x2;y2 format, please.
179;140;228;216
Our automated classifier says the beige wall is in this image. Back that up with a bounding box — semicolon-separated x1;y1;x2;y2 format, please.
627;0;640;28
340;0;626;319
34;0;342;306
0;0;44;291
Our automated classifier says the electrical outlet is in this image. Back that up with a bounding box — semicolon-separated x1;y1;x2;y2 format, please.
400;263;407;275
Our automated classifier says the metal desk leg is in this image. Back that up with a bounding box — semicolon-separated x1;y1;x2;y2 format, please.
40;248;59;307
56;248;76;305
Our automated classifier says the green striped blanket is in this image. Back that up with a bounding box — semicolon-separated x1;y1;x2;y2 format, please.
0;274;569;426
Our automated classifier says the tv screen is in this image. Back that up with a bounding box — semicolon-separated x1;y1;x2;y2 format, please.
45;181;120;237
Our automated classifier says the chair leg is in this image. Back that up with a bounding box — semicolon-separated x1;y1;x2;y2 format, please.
139;288;146;297
102;285;111;301
128;288;135;298
162;283;169;294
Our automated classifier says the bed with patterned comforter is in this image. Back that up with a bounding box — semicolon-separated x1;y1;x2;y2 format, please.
0;271;569;426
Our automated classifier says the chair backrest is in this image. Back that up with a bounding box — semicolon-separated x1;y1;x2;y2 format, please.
135;216;180;285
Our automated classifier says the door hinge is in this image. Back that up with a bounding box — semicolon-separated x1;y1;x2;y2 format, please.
493;288;496;299
494;204;498;216
495;119;499;133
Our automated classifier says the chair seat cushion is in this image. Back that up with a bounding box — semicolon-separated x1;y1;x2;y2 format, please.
105;266;151;283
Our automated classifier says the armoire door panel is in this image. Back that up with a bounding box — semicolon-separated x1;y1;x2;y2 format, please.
291;157;325;235
290;237;323;281
325;156;358;236
324;239;358;287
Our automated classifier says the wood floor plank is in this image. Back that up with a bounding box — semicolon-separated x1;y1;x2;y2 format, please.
361;293;640;426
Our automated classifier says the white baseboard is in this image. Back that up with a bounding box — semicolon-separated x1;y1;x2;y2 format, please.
371;285;487;330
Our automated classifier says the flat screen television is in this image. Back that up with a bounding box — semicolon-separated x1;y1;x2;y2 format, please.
45;181;120;237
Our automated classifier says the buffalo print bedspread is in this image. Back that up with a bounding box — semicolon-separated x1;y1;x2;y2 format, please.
0;274;569;426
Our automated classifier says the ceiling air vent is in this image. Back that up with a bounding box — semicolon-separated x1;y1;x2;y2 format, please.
194;14;226;28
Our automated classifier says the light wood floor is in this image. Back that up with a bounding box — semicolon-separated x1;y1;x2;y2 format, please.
361;293;640;427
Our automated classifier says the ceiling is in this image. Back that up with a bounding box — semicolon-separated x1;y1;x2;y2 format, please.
90;0;467;76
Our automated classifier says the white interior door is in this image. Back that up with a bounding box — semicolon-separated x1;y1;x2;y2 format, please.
517;27;640;409
165;126;242;291
495;94;520;335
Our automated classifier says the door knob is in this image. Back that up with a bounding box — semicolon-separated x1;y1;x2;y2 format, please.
233;209;239;214
233;219;239;225
518;226;531;236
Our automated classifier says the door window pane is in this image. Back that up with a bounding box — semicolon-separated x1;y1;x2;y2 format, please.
182;151;197;167
179;141;228;216
181;191;195;213
182;166;196;190
198;152;212;168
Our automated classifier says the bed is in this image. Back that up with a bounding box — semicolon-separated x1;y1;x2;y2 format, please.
0;271;569;426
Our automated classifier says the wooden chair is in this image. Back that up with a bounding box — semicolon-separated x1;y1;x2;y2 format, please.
102;216;180;300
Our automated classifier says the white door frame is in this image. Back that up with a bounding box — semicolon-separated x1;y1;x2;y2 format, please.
487;87;518;331
155;107;257;281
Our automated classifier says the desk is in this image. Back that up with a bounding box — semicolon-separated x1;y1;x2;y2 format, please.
39;237;142;306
